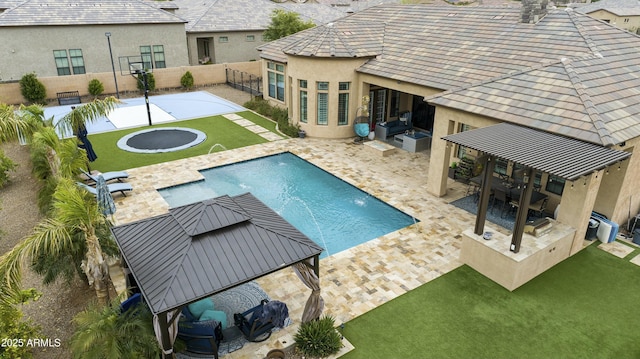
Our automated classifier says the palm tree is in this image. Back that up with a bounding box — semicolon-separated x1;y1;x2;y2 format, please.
0;178;117;305
0;103;43;143
55;96;118;136
70;297;160;359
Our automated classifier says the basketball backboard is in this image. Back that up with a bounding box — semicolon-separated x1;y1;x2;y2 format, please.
118;55;152;76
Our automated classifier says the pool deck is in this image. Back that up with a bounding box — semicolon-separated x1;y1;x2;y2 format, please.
112;137;475;358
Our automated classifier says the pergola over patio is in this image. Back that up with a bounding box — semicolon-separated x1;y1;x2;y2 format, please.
442;122;631;252
111;192;323;359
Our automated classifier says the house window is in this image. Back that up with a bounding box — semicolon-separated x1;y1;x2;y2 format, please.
493;158;508;176
338;82;350;126
53;50;71;76
512;163;541;188
219;36;229;43
153;45;166;68
267;62;285;101
546;175;565;195
374;89;386;123
624;18;630;23
317;81;329;125
246;35;255;42
140;46;152;70
69;49;85;74
456;123;472;158
299;80;307;123
390;90;400;117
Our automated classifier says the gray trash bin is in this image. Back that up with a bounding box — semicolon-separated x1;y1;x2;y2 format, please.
585;218;599;240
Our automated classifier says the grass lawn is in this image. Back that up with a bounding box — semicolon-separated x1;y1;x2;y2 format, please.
87;111;279;172
342;244;640;359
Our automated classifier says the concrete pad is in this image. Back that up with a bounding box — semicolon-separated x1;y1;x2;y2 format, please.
364;140;396;157
598;241;634;258
107;104;176;129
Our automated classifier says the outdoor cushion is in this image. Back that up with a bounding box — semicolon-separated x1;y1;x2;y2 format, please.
188;297;215;318
200;309;228;329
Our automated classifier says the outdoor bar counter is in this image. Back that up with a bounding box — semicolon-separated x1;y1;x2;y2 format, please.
460;219;576;291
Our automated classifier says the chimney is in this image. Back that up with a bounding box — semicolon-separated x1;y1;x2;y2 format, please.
521;0;549;24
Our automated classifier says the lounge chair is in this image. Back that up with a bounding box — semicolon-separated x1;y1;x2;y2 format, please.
80;168;129;183
76;182;133;197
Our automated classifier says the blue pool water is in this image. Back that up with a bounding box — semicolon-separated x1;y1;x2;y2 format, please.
159;152;416;258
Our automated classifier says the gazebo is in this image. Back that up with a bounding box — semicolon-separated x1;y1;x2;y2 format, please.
111;192;324;358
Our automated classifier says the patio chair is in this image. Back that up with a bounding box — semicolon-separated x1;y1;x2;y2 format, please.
76;181;133;197
233;299;289;342
178;306;223;359
80;168;129;183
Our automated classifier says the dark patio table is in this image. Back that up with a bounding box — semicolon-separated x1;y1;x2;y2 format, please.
470;175;548;204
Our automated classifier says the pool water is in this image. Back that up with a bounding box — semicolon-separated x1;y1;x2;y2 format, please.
159;152;417;258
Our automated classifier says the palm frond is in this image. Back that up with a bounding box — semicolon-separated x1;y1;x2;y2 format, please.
55;97;120;135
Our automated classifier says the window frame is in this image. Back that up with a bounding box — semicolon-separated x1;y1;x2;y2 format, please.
53;49;71;76
299;80;308;123
317;81;329;125
266;61;285;102
338;82;350;126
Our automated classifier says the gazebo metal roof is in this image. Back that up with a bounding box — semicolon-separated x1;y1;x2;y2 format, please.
111;192;323;315
442;123;631;181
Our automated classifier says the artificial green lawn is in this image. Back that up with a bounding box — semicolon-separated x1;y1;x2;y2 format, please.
342;244;640;359
87;111;278;172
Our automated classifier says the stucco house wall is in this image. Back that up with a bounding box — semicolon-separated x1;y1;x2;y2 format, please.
584;9;640;33
186;30;266;65
0;23;189;81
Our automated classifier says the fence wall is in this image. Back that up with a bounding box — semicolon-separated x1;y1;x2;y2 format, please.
0;61;261;105
225;68;263;96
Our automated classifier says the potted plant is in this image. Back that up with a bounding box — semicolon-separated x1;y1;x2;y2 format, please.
448;162;458;179
298;129;306;138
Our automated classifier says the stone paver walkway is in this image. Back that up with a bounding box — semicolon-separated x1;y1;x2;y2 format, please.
112;138;477;358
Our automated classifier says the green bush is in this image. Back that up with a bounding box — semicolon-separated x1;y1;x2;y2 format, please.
136;71;156;92
180;71;194;90
0;149;17;188
0;289;42;359
19;73;46;105
294;315;343;358
88;79;104;97
243;98;298;137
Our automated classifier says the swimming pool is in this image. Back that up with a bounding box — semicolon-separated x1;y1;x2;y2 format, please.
159;152;417;258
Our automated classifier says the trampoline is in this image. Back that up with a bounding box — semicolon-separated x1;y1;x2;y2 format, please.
117;127;207;153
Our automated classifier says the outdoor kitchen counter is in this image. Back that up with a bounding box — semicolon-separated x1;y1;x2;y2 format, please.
460;219;576;291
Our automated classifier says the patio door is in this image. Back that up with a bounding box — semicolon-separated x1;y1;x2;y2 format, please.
369;89;387;124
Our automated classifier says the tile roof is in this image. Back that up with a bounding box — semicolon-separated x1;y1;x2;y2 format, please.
260;4;640;145
0;0;186;26
172;0;346;33
111;193;322;314
574;0;640;17
282;21;385;57
442;122;631;181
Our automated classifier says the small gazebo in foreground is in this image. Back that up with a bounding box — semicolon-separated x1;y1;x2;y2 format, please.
111;193;324;358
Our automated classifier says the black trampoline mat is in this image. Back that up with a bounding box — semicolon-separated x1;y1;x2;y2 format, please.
126;129;198;150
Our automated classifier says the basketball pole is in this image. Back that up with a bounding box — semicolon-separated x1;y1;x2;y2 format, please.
142;70;152;126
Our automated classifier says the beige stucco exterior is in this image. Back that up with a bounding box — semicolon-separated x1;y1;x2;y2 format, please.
585;9;640;34
0;24;189;81
186;30;266;65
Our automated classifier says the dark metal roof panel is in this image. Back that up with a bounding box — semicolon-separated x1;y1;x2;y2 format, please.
441;123;630;181
170;199;251;236
112;193;323;314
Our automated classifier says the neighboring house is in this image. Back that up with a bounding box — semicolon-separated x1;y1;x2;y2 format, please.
573;0;640;34
171;0;354;65
0;0;189;81
257;2;640;269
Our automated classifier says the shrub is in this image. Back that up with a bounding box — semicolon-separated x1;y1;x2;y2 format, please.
136;71;156;92
88;79;104;97
243;98;299;137
294;315;343;358
19;73;46;105
0;289;42;359
0;149;17;188
180;71;195;90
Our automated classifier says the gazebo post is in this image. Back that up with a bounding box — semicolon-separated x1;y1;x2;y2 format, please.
158;311;175;359
510;167;535;253
313;254;320;277
474;155;495;235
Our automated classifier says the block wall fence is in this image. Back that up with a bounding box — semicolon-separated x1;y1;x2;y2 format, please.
0;61;261;106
